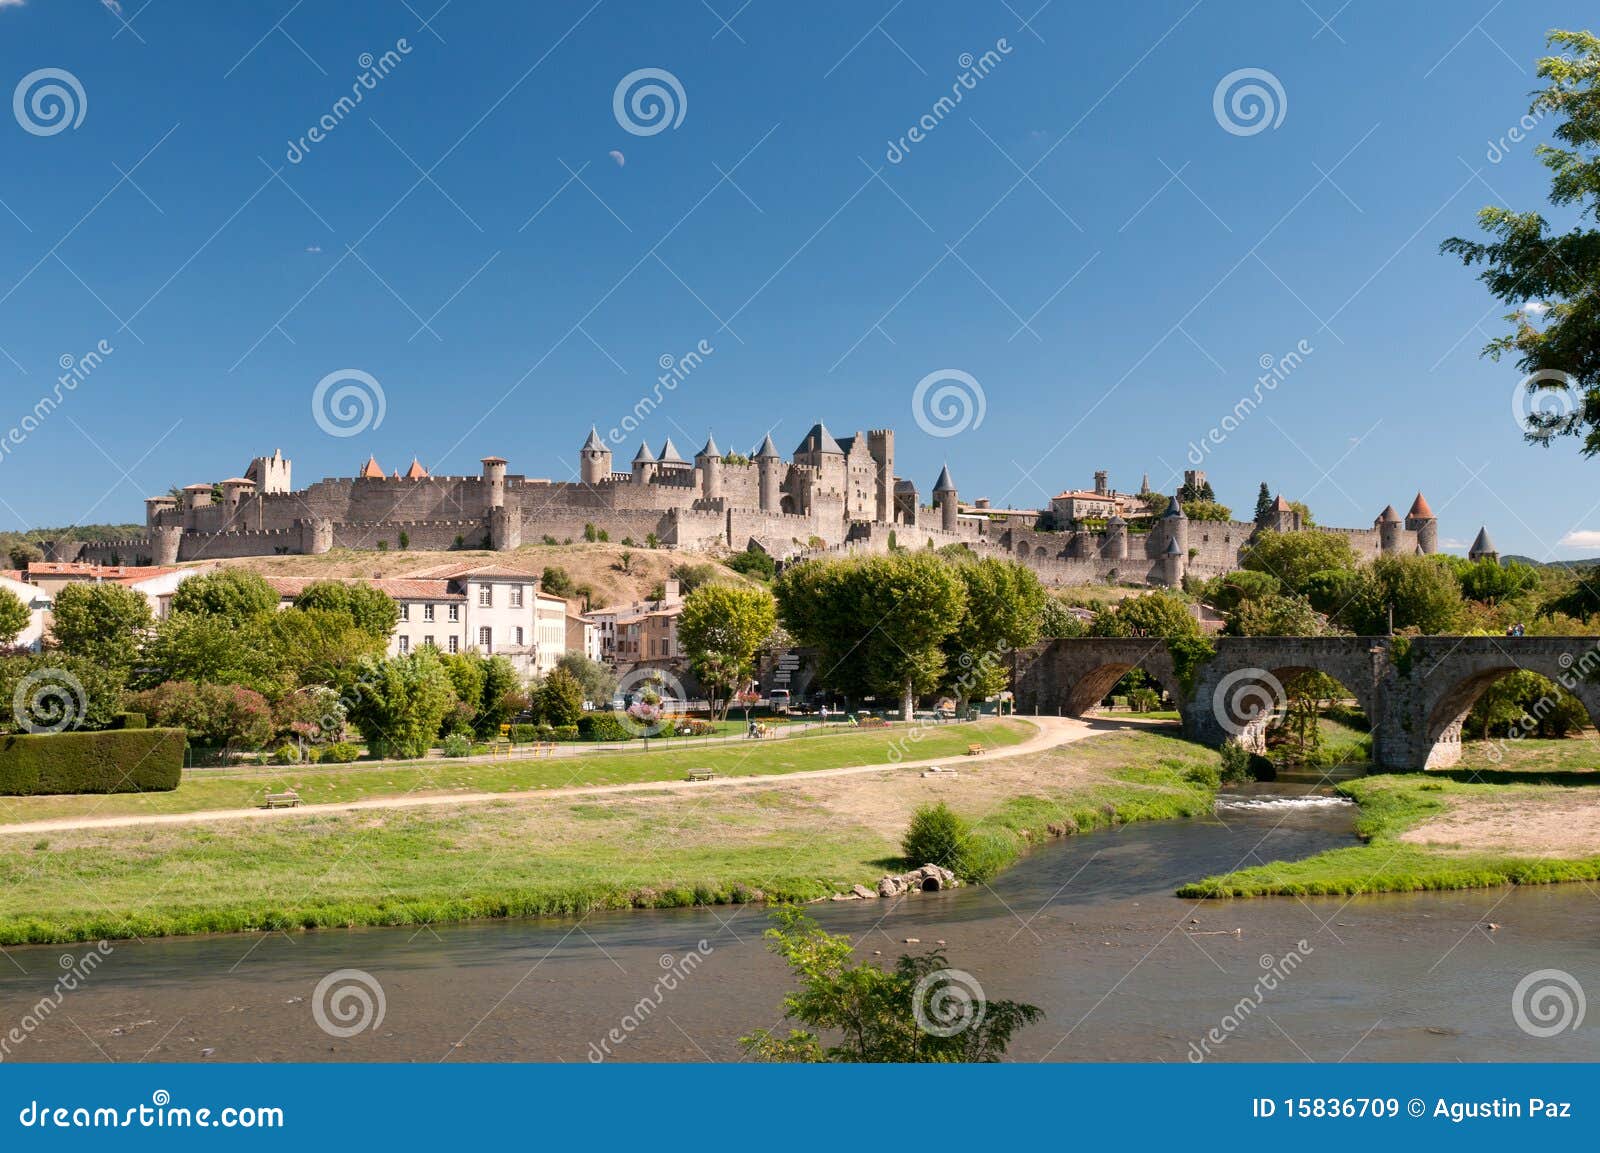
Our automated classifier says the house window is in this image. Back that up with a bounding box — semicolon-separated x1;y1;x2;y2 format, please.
424;635;434;648
397;635;409;653
399;604;410;621
448;604;460;622
478;626;492;651
515;626;524;645
423;604;435;622
478;584;493;606
510;585;524;608
448;636;459;653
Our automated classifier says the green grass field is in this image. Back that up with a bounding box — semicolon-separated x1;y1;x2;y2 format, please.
0;728;1219;945
0;719;1030;826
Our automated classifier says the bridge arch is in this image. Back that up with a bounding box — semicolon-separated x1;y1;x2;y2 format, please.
1417;648;1600;769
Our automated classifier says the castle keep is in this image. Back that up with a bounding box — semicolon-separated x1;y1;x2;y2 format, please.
53;426;1458;588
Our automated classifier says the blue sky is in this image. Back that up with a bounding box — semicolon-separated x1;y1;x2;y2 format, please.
0;0;1596;558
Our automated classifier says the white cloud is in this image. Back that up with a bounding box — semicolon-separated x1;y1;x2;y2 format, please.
1438;537;1468;550
1520;300;1551;317
0;1;28;10
101;0;123;15
1558;530;1600;551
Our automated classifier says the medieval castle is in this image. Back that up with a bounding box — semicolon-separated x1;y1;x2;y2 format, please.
50;422;1487;587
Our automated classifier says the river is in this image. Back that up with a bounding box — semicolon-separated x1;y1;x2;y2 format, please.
2;786;1596;1063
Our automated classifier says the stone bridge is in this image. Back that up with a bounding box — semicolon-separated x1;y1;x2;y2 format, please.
1011;635;1600;771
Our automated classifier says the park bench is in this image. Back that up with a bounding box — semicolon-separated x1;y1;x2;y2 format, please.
686;769;715;782
264;790;301;809
967;743;983;756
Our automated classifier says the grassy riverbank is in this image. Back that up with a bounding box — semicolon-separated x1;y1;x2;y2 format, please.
0;727;1217;945
0;719;1028;826
1180;739;1600;898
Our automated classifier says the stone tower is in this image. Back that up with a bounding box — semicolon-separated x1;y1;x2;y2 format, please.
299;516;333;555
696;433;722;501
867;428;894;523
1094;469;1108;496
1104;513;1128;560
219;478;255;526
1468;526;1498;564
1265;493;1301;534
1160;494;1188;556
631;441;657;486
245;448;291;494
145;495;177;530
481;456;507;511
1405;492;1437;554
1377;505;1403;554
151;524;183;565
1160;535;1186;587
579;428;611;486
181;484;213;531
755;434;782;512
933;465;958;532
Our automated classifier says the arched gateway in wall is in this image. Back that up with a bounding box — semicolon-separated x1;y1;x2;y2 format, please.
1011;635;1600;772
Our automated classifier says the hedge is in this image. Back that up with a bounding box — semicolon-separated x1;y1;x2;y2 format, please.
577;713;633;742
0;727;185;795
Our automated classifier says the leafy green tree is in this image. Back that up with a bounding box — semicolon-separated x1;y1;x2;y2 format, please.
1038;597;1087;638
1289;500;1315;528
941;558;1044;707
1230;593;1323;637
1201;569;1281;613
1303;568;1370;623
1178;475;1215;502
668;561;720;594
1442;31;1600;455
1253;482;1273;525
540;566;575;598
1543;565;1600;620
1240;530;1358;593
0;652;126;731
438;651;487;736
170;568;279;624
1353;556;1467;635
1458;557;1539;603
7;541;42;570
127;680;275;749
725;548;777;580
556;651;616;705
0;587;31;646
740;907;1042;1063
1091;589;1200;639
477;655;523;737
268;606;387;689
1465;670;1590;739
142;613;284;695
533;666;585;727
679;583;778;718
1181;499;1232;522
47;581;153;672
291;581;399;640
346;648;458;759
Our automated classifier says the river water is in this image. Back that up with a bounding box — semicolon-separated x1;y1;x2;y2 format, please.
2;787;1596;1063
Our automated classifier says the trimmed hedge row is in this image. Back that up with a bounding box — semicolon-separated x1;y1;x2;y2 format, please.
0;727;185;796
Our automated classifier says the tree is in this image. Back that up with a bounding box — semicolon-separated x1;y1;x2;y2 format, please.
1458;557;1539;603
438;651;486;736
1543;565;1600;620
1178;475;1215;502
142;612;284;695
740;906;1042;1063
1240;530;1358;593
268;606;388;689
1091;589;1200;639
477;655;523;737
7;541;42;570
725;549;777;580
345;649;458;759
1201;569;1281;614
556;651;616;706
1253;482;1273;525
533;666;585;727
668;561;720;594
169;568;279;625
127;680;274;750
1288;500;1315;528
776;553;966;719
1466;670;1590;739
0;587;31;646
292;581;399;640
540;566;575;598
1230;593;1323;637
1351;556;1466;635
678;583;777;719
0;652;126;731
941;558;1044;707
1181;499;1232;522
1038;597;1087;638
1442;31;1600;456
47;581;153;672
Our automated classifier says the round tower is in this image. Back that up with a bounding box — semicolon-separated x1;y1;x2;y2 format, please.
151;525;183;566
1377;505;1402;554
219;477;255;521
755;434;782;512
181;483;213;532
1405;492;1437;554
481;456;507;510
145;495;178;531
1160;535;1186;587
933;465;958;532
488;506;521;552
1160;495;1188;556
299;516;334;556
580;427;612;486
1104;513;1128;560
631;441;657;486
695;433;722;501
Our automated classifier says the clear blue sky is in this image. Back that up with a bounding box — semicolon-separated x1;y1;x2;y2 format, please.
1;0;1595;558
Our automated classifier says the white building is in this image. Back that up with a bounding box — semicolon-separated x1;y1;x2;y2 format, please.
25;561;217;620
585;580;683;666
0;570;51;649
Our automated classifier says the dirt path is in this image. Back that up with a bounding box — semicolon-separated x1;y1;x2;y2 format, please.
0;716;1157;838
1400;789;1600;858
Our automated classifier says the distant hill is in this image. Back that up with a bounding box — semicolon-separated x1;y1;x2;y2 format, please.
0;524;143;565
1504;555;1600;570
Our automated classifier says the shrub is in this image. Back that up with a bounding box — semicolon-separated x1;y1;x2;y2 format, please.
306;746;324;764
509;724;540;743
551;724;579;741
725;549;777;580
272;743;300;764
901;802;973;873
1184;761;1222;789
1218;739;1253;783
577;713;633;741
442;733;473;757
0;728;184;795
321;741;361;763
113;711;147;729
957;830;1019;884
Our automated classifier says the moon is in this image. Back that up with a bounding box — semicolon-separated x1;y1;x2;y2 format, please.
608;150;625;167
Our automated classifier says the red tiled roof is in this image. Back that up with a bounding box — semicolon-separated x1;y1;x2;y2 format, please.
27;562;188;582
1408;492;1434;519
406;562;541;581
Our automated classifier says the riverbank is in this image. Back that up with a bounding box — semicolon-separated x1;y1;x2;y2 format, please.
1179;738;1600;898
0;726;1216;945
